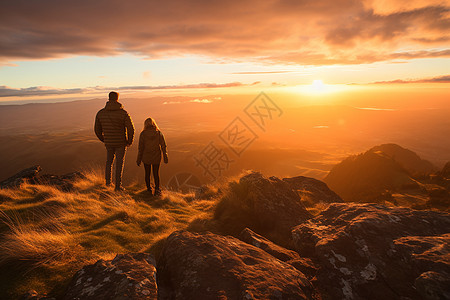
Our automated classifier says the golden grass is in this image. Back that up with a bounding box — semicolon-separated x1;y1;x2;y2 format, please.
0;169;218;298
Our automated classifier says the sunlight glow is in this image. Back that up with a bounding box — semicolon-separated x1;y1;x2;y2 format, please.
284;80;349;97
312;80;325;92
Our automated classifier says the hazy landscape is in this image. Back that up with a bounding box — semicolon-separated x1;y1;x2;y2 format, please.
1;0;449;299
1;90;449;186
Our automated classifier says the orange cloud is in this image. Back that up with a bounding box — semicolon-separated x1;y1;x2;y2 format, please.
0;0;449;65
0;82;245;97
371;74;450;84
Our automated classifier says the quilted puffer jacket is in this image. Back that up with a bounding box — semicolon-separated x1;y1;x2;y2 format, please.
94;101;135;147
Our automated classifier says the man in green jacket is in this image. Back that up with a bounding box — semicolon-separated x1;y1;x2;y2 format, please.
94;91;135;191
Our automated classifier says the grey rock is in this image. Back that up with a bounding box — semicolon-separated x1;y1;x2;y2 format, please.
415;271;450;300
292;203;450;300
215;172;312;242
157;230;319;300
283;175;343;206
239;227;318;279
63;253;157;300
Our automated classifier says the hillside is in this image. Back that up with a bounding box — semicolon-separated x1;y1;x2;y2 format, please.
370;143;437;175
0;167;449;299
325;144;450;208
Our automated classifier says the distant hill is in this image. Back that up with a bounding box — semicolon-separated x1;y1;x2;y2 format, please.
324;144;450;208
325;149;415;201
324;144;440;202
370;143;437;175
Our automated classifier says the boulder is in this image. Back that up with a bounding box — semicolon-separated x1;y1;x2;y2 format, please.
239;228;318;279
282;175;343;206
292;203;450;300
394;234;450;300
157;230;318;300
239;227;300;262
214;172;312;241
415;271;450;300
63;253;157;300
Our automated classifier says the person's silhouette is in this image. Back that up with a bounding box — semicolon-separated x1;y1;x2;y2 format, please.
94;91;134;191
136;117;168;196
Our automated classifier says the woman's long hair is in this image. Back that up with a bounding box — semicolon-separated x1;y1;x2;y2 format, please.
144;117;160;131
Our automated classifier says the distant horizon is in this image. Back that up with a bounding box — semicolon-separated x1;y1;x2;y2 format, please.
1;1;449;105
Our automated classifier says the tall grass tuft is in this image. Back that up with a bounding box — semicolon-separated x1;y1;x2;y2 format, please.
0;211;78;266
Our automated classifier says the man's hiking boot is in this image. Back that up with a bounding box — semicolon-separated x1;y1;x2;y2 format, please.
154;189;162;196
115;186;126;192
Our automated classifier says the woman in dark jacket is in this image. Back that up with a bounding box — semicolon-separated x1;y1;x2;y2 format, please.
136;117;168;195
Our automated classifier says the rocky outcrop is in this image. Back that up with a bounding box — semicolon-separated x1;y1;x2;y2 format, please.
157;230;318;300
283;175;343;206
214;172;312;240
239;228;318;279
292;203;450;300
63;253;157;300
394;234;450;300
415;271;450;300
0;165;41;188
239;227;300;262
0;165;84;190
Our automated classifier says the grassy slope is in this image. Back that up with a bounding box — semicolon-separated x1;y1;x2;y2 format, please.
0;170;216;299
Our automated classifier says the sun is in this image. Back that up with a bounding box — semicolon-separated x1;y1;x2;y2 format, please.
312;79;325;92
282;79;349;97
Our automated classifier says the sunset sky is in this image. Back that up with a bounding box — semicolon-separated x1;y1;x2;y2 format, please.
0;0;449;103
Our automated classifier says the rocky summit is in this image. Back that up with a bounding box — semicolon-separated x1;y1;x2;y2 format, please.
283;175;343;206
292;203;450;300
214;172;312;241
157;230;318;300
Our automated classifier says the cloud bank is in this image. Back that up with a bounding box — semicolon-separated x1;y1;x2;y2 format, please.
1;0;449;65
372;74;450;84
0;82;244;97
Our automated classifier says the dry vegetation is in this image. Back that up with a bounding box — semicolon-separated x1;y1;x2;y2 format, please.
0;169;217;298
0;169;330;298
